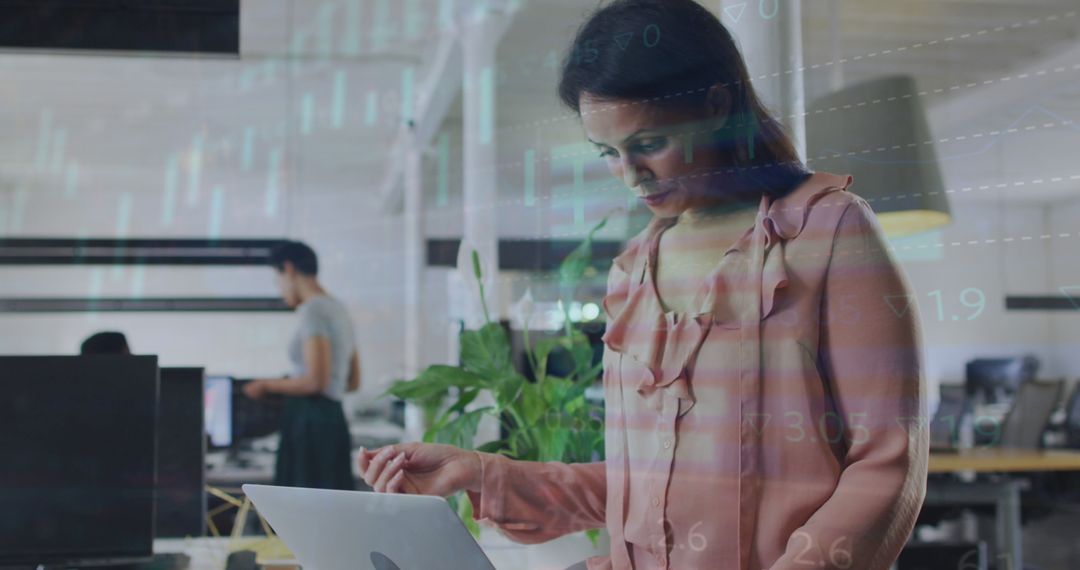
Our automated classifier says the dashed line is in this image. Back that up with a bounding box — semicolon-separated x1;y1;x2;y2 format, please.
499;113;1075;178
500;9;1078;133
885;231;1078;256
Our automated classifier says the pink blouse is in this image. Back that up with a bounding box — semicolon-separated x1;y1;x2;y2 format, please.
467;172;929;570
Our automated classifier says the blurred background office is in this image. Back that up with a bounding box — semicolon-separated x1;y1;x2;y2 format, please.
1;0;1079;569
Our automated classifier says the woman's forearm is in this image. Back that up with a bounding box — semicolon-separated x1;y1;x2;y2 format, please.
466;454;606;545
263;375;323;396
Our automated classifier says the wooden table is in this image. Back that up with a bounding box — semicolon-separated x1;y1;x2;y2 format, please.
930;447;1080;473
925;447;1080;570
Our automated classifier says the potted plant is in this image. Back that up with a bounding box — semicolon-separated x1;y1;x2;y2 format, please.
383;219;610;547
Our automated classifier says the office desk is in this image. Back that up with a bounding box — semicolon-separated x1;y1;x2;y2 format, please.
155;530;608;570
925;448;1080;570
929;447;1080;473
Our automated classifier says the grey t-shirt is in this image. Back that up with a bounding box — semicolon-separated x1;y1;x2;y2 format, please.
288;295;356;401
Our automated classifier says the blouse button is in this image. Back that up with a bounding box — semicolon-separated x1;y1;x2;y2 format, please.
663;439;672;449
652;497;660;507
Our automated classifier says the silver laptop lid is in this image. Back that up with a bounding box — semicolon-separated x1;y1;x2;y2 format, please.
243;484;496;570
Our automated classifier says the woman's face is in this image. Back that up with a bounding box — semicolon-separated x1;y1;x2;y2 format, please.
580;89;735;218
274;266;301;308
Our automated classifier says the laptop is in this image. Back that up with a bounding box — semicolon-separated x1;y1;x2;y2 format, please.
243;484;497;570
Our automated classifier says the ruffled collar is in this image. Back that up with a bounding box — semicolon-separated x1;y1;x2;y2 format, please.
600;172;854;416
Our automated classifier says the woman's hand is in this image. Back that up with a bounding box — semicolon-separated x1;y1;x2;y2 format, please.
242;379;271;399
359;443;482;497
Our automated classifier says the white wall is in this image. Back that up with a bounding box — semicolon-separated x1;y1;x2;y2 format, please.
893;202;1056;413
0;210;410;414
1047;198;1080;381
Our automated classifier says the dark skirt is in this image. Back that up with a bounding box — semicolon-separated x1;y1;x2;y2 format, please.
274;395;355;490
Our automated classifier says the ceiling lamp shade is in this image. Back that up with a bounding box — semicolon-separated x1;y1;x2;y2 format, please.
805;75;951;237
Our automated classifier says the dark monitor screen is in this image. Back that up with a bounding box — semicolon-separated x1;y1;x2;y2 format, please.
231;379;283;442
0;0;240;55
205;375;233;449
965;357;1033;405
158;368;206;538
203;377;283;451
0;355;158;566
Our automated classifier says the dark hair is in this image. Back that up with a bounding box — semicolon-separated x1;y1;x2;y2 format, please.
81;331;130;355
558;0;806;194
269;241;319;276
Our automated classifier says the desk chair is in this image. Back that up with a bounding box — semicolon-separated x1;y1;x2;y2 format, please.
930;383;968;449
1063;382;1080;449
1041;381;1080;504
998;380;1064;449
919;384;970;530
993;380;1066;530
921;381;1066;549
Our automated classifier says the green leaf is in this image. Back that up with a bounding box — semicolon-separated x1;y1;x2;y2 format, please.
540;376;573;407
476;440;509;454
531;337;562;380
428;387;483;439
518;382;546;427
454;492;481;539
447;387;481;415
386;365;488;402
565;372;599;404
550;428;571;461
591;432;606;460
471;249;483;281
432;407;492;450
565;394;585;415
585;528;600;547
385;378;446;402
564;330;597;380
508;429;536;460
460;323;513;378
420;364;490;388
559;217;608;287
494;372;527;411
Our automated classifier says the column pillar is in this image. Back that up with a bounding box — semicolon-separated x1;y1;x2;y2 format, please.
720;0;807;160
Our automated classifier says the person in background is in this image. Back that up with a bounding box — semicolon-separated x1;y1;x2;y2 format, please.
243;241;361;490
80;331;131;355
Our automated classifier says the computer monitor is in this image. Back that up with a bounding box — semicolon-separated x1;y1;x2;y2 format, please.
158;368;207;538
204;377;283;455
205;375;233;449
0;355;158;567
965;357;1038;405
231;378;284;442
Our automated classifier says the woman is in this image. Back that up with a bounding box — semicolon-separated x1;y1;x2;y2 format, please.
244;241;361;490
361;1;927;568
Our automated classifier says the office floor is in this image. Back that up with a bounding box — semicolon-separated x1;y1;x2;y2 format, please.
1022;508;1080;570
